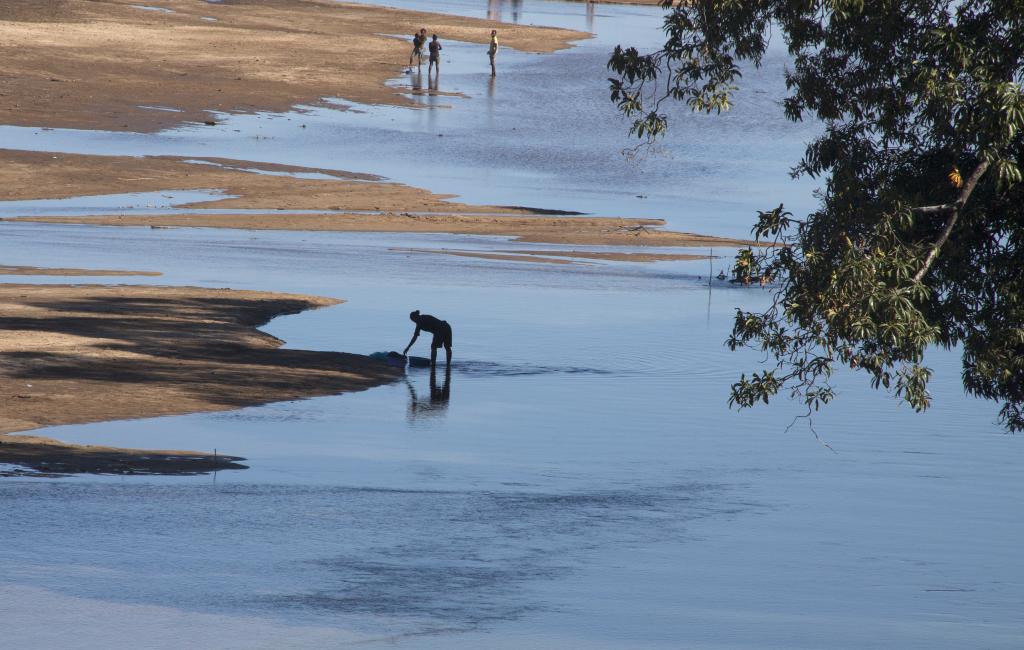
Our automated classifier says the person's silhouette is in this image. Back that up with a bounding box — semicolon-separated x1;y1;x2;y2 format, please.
403;310;452;369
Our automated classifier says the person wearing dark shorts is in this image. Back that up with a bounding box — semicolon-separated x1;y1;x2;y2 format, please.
403;310;453;369
428;34;442;75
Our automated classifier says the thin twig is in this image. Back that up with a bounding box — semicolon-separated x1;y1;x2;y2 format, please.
784;408;837;453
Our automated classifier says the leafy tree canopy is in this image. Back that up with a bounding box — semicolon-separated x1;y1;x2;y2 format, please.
609;0;1024;430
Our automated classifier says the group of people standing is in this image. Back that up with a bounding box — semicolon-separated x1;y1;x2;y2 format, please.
408;28;500;77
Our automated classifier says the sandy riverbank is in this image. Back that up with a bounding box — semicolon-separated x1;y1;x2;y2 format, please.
0;283;402;473
0;0;587;132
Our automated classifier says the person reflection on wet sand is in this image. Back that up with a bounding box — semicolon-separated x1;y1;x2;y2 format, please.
410;68;440;96
406;367;451;422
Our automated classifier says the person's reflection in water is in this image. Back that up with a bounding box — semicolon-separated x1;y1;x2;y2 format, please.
406;367;451;423
486;0;520;24
486;75;496;124
410;69;423;94
586;1;595;32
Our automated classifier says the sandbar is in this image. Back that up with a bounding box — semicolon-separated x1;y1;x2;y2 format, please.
10;212;758;248
0;283;401;473
391;247;712;264
495;249;712;262
0;149;514;215
392;248;584;265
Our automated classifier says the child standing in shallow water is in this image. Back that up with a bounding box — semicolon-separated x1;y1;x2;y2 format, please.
428;34;443;74
488;29;498;76
409;28;427;68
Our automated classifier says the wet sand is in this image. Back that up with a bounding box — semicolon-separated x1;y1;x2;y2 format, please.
0;264;161;276
496;249;712;262
0;283;401;469
0;434;247;476
392;247;711;264
0;0;586;132
9;212;757;248
393;248;583;265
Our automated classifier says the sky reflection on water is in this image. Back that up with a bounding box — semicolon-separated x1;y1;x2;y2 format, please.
0;219;1021;648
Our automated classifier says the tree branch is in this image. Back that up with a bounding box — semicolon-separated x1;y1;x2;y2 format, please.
910;204;956;214
912;160;990;282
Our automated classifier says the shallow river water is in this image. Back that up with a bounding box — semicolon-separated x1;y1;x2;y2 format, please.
1;222;1021;649
1;1;1022;648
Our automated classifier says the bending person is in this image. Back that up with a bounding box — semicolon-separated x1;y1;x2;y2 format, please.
403;310;453;369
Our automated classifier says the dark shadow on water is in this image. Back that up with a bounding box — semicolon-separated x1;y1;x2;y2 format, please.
258;482;735;635
0;444;247;478
494;205;585;216
407;359;613;377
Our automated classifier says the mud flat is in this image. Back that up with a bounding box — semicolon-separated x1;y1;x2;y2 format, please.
0;283;401;472
0;0;586;132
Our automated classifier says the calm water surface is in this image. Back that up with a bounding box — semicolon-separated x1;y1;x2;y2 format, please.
1;1;1022;648
0;222;1020;649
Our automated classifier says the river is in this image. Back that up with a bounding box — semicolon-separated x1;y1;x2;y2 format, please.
1;2;1021;648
